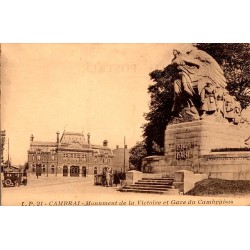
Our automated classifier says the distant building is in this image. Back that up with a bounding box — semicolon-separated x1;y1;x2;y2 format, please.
27;131;113;177
112;145;130;172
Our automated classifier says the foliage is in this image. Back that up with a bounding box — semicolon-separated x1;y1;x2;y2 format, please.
24;162;29;170
186;179;250;196
195;43;250;109
142;64;179;155
129;141;147;171
142;43;250;155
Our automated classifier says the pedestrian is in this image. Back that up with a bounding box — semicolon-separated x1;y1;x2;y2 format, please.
113;170;120;187
105;167;111;187
109;167;113;187
118;171;125;186
101;168;106;186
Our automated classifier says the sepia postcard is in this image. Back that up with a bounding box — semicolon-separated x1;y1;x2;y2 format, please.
1;43;250;206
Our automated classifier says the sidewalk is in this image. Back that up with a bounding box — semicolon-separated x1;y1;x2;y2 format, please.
1;172;93;189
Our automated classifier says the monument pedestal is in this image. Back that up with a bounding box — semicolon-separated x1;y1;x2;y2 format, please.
163;120;250;180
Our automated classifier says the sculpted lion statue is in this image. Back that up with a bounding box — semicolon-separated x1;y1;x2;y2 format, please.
170;49;227;120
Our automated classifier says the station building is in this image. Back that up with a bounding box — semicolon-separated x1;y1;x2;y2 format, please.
27;131;114;177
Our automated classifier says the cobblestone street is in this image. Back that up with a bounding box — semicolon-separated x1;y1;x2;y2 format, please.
1;174;250;206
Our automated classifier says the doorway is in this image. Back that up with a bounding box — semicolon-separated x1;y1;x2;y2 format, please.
70;166;79;177
82;166;87;177
63;166;68;177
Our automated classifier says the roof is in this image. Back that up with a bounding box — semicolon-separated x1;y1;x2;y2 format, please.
62;132;85;136
63;142;85;150
31;141;57;146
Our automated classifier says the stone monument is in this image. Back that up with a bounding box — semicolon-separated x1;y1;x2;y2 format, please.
144;49;250;180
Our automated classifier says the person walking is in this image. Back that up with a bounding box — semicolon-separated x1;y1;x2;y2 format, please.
101;168;106;186
113;170;120;187
105;167;111;187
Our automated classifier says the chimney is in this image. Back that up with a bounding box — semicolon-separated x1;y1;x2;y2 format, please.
56;131;60;143
87;133;91;144
116;145;119;149
103;140;108;147
30;134;34;142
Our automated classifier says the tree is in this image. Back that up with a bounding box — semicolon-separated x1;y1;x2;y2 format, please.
142;64;179;155
142;43;250;155
24;162;29;171
195;43;250;109
129;141;147;171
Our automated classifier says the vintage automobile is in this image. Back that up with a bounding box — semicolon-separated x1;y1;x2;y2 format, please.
2;171;28;187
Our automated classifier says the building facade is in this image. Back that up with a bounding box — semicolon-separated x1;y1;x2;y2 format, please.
112;145;130;172
27;131;114;177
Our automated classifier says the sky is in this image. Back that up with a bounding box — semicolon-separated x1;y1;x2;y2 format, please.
2;43;250;165
1;43;195;164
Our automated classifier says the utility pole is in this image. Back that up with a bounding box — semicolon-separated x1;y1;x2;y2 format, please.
7;138;10;168
56;150;58;177
123;136;125;173
46;150;49;177
87;133;90;177
56;131;60;177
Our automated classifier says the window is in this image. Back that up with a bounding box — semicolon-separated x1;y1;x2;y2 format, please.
83;155;86;162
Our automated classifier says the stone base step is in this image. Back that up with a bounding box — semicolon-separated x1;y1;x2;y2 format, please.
131;184;175;189
137;180;173;185
118;176;179;195
142;178;174;181
125;186;174;191
119;188;179;195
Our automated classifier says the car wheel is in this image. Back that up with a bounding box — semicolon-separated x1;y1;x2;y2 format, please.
5;179;12;187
